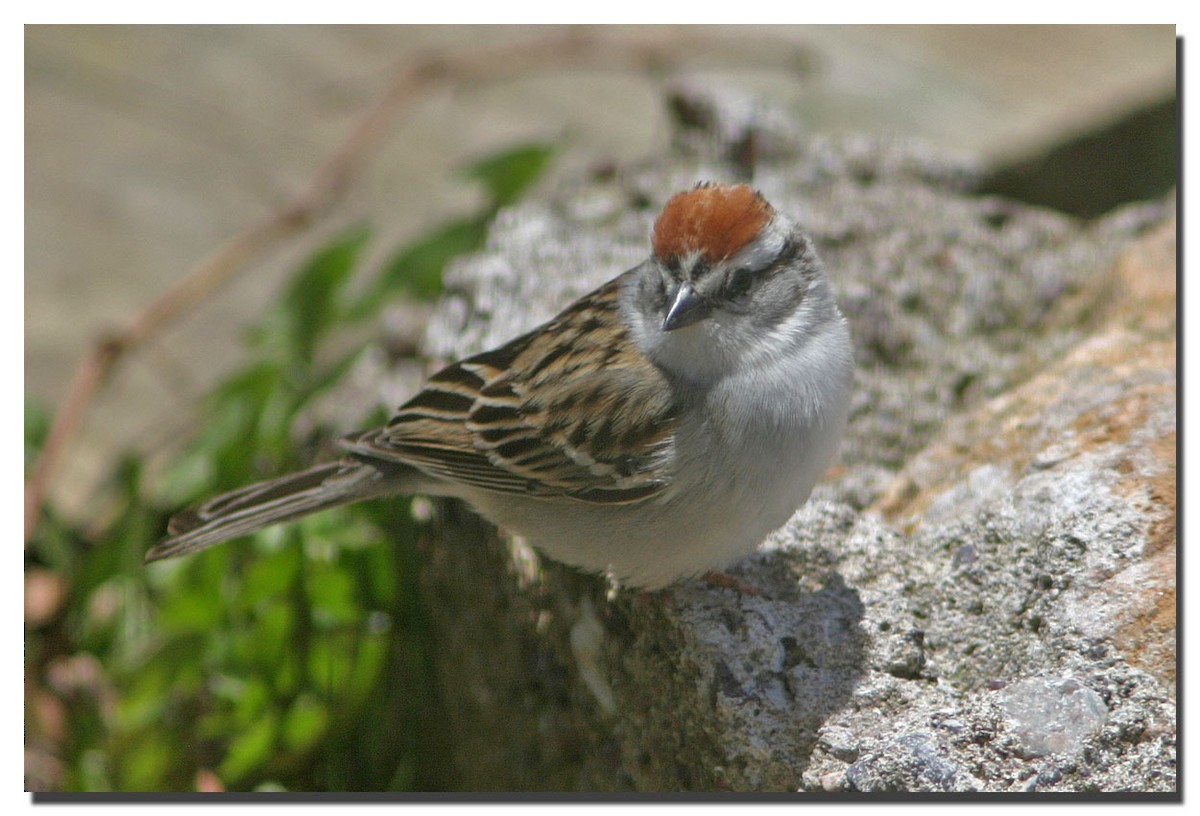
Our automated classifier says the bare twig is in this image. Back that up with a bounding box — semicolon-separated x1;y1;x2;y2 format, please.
24;29;711;544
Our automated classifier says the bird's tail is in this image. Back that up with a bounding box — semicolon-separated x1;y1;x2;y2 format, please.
145;460;394;563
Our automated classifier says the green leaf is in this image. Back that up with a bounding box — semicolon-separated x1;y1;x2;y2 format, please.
274;225;371;364
306;567;357;629
281;694;328;753
209;360;285;412
119;735;176;791
307;637;351;691
346;629;389;697
115;658;174;731
361;216;488;307
463;143;555;207
252;376;306;462
219;708;279;782
283;344;370;424
29;506;85;575
25;395;50;466
158;587;224;636
229;676;272;729
242;602;293;674
239;545;302;610
78;749;113;792
197;362;287;481
154;447;215;508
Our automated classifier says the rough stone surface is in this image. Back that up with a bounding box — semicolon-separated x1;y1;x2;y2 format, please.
1000;676;1108;760
412;88;1176;792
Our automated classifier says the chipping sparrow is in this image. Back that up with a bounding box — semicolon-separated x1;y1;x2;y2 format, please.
147;183;854;588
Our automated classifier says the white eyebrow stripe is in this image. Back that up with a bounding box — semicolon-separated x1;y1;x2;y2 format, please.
728;219;786;271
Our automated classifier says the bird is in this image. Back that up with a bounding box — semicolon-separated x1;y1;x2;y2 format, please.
146;182;854;589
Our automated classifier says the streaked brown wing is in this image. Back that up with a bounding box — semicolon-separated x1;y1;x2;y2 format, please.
341;274;678;504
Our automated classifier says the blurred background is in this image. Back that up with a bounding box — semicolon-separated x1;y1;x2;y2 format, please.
24;25;1177;792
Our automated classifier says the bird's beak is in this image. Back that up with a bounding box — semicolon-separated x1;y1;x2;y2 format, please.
662;282;712;332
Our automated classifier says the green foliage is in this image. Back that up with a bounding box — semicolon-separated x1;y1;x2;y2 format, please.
26;395;51;472
254;225;371;366
366;218;489;304
464;143;554;207
25;142;554;792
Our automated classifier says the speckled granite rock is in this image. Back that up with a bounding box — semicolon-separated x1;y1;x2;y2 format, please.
410;87;1175;792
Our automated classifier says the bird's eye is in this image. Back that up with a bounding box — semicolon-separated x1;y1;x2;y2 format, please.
725;267;754;299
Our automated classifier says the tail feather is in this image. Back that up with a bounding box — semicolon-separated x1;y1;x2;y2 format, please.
146;460;391;563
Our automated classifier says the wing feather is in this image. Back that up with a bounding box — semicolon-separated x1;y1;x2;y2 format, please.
341;273;678;505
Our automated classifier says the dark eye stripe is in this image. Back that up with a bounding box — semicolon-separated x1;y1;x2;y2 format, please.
726;267;753;296
771;235;802;271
